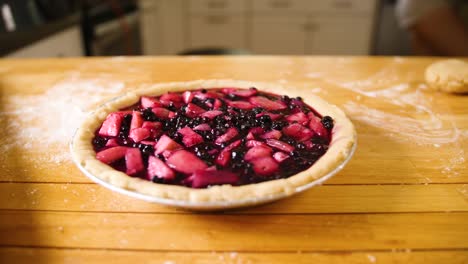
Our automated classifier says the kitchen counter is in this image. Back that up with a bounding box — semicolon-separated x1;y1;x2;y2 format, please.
0;56;466;263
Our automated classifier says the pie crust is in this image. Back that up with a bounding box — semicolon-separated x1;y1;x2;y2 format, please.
425;59;468;94
71;80;356;205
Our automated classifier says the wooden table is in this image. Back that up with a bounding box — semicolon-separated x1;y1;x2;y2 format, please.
0;57;466;263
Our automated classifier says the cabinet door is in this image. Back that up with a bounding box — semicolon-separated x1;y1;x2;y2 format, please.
252;0;310;13
250;16;308;55
310;0;376;13
188;15;246;50
139;0;185;55
307;16;373;55
189;0;246;13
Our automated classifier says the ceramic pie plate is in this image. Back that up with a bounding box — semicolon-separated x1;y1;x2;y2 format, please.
70;79;357;211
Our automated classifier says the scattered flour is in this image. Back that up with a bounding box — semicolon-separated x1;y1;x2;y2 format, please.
456;184;468;198
367;254;376;263
343;101;462;145
304;58;466;177
310;87;322;93
305;72;323;79
0;73;125;165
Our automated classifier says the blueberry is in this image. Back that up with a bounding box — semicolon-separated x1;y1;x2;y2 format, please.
141;108;157;121
311;136;327;144
118;131;127;139
231;151;240;160
191;98;207;109
139;144;154;155
242;163;253;175
285;138;296;145
231;162;243;170
189;117;203;127
167;102;176;111
311;144;324;152
175;116;189;129
321;116;334;130
120;137;130;146
272;121;287;130
240;124;249;130
119;114;132;134
257;115;272;128
203;144;211;150
296;143;306;150
172;133;182;143
252;107;263;114
92;136;107;149
219;104;228;111
204;133;214;141
152;177;165;183
290;151;300;157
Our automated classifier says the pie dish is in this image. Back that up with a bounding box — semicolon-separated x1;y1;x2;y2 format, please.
71;80;356;210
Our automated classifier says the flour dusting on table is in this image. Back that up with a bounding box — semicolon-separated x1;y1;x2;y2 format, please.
366;254;376;263
0;73;125;166
340;82;465;177
304;58;466;177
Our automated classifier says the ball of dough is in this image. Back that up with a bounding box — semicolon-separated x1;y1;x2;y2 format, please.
425;59;468;94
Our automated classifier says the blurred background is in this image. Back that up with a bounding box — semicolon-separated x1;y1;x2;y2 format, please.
1;0;466;58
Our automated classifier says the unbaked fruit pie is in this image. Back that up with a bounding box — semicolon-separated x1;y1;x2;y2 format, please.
71;80;356;209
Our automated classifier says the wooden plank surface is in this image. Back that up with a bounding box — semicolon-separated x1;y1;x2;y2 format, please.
0;56;466;263
1;248;467;264
0;211;467;250
0;183;466;213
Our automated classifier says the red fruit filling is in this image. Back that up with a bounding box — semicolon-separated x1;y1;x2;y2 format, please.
92;88;334;188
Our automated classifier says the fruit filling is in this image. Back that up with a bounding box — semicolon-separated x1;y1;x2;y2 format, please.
92;88;334;188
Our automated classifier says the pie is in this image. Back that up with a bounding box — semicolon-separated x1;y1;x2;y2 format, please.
71;80;356;206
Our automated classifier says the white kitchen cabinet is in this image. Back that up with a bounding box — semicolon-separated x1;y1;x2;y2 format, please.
139;0;185;55
310;0;375;13
138;0;377;55
307;16;374;55
251;15;374;55
187;0;247;51
189;0;247;13
188;15;247;50
252;0;310;13
251;16;308;55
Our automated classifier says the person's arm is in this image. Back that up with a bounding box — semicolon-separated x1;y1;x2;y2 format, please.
410;6;468;56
